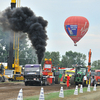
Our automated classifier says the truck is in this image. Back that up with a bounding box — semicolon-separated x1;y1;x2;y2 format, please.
24;58;60;86
24;64;48;86
4;69;14;81
95;70;100;85
42;58;60;85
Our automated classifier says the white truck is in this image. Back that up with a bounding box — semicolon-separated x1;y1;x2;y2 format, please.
5;69;14;81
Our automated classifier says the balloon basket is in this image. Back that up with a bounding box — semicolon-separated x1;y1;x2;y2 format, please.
74;43;77;46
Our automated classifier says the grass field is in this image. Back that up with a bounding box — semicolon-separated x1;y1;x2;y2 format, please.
23;86;93;100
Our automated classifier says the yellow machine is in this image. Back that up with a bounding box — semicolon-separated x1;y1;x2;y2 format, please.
6;0;24;81
63;70;75;83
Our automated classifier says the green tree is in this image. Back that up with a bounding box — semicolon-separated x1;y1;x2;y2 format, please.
0;27;37;65
75;52;86;65
0;27;9;62
92;60;100;69
51;52;60;67
44;51;51;59
19;35;37;65
41;51;60;67
60;51;86;68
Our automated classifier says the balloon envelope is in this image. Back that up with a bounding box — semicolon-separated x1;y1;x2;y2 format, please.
64;16;89;46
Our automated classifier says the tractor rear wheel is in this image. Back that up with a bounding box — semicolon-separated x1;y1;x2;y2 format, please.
55;76;60;84
45;79;48;86
70;76;75;85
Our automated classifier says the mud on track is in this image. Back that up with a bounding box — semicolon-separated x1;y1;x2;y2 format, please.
0;82;74;100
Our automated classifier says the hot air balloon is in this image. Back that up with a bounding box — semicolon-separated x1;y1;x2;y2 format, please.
64;16;89;46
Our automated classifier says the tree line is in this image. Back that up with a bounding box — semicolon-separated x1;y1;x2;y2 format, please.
0;27;100;69
42;51;86;68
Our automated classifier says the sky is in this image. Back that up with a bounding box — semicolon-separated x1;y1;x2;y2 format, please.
0;0;100;64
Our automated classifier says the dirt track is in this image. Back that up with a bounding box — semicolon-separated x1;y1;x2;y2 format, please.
0;82;100;100
0;82;70;100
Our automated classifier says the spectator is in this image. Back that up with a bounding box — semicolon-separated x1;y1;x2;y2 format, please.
91;76;94;86
0;63;4;75
66;74;70;88
83;74;87;87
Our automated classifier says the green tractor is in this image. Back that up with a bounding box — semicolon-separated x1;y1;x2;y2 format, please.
70;66;88;85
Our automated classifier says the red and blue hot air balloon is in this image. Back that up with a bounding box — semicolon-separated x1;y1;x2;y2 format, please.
64;16;89;46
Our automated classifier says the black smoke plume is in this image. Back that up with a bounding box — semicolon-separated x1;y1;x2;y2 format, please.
0;7;48;64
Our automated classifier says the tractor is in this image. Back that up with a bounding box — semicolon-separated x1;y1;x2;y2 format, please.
70;66;88;85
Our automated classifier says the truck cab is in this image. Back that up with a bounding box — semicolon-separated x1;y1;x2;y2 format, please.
42;59;54;85
24;64;42;86
42;58;60;85
95;70;100;85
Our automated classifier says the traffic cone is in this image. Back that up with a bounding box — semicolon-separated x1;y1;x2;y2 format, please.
93;84;96;91
39;87;44;100
74;85;78;95
59;86;64;98
17;89;23;100
79;85;83;93
87;84;91;92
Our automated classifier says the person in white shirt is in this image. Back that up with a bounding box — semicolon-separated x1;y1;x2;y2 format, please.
83;74;87;87
91;76;94;86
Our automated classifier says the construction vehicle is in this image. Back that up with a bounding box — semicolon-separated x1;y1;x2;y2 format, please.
87;49;96;85
87;49;92;72
6;0;24;81
63;70;75;83
87;49;92;85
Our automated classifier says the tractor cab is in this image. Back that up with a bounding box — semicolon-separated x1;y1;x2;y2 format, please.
75;67;87;76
